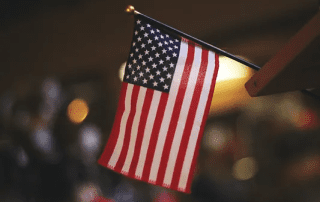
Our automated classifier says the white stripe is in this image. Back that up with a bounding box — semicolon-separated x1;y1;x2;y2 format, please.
121;86;147;174
163;46;203;186
149;41;189;182
135;90;162;178
108;84;134;168
178;51;217;191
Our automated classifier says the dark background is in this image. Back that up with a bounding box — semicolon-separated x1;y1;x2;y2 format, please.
0;0;320;201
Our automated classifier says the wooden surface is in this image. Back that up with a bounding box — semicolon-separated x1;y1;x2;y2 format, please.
245;10;320;97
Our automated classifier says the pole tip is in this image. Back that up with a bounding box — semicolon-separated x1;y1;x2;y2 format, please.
125;5;135;14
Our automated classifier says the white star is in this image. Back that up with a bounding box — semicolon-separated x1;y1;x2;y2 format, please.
130;53;133;57
143;78;148;84
175;39;179;42
174;45;178;49
135;48;139;52
169;63;174;68
158;42;163;47
166;34;169;38
132;70;135;74
139;72;144;77
152;63;157;68
162;49;167;54
148;56;153;62
137;65;141;70
164;41;168;45
162;66;167;71
160;35;164;39
138;54;143;59
159;77;165;82
126;75;129;79
153;81;158;86
132;42;136;46
148;39;152;44
149;74;154;80
135;31;138;35
150;29;155;34
151;46;156;51
168;47;173;51
142;60;146;66
169;40;173;44
154;36;159;40
144;32;149;37
155;53;160;58
156;70;161;75
166;56;170;61
140;26;145;31
166;73;172;78
145;67;150;73
137;20;141;24
172;53;177;57
163;84;169;89
141;43;145;48
133;76;138;81
133;59;137;64
156;29;160;32
144;50;149;55
159;60;164;64
128;64;132;68
146;24;151;27
137;37;142;42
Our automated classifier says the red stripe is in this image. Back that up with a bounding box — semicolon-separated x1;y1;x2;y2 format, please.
98;83;128;167
184;53;219;193
141;92;169;182
127;88;154;178
170;49;209;190
113;85;140;172
156;43;196;186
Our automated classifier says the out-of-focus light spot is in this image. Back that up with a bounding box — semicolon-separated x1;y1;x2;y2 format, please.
67;99;89;124
76;183;100;202
203;124;231;151
216;56;251;82
232;157;258;180
40;78;62;121
42;77;61;101
32;124;61;164
32;126;54;153
296;109;318;130
119;62;126;81
79;124;101;164
288;155;320;181
16;147;29;168
153;190;178;202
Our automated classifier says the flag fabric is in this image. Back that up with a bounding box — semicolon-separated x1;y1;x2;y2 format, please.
98;15;219;193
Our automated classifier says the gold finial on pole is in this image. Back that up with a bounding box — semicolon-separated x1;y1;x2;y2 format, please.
125;5;136;15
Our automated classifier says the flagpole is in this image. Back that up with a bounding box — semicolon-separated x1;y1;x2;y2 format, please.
125;5;261;71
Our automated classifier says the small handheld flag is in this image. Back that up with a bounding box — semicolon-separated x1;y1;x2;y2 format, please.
98;6;220;193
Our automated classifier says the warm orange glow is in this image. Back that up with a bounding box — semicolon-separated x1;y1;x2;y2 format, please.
210;56;254;113
67;99;89;124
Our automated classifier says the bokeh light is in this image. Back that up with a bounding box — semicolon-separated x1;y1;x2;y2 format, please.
76;183;100;202
79;124;102;164
232;157;258;180
67;99;89;124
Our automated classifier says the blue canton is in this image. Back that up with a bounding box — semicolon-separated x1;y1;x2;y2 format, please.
123;17;181;93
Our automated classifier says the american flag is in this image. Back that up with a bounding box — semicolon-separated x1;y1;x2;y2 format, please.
98;16;219;193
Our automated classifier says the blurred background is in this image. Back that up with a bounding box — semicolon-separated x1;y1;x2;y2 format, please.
1;0;320;201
